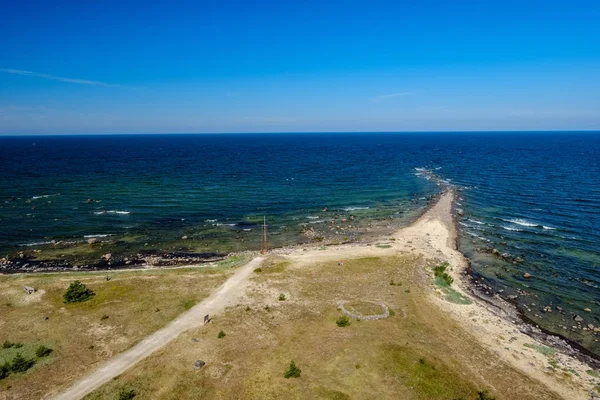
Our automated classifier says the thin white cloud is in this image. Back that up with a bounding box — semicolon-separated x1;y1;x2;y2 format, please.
0;68;125;88
370;91;417;102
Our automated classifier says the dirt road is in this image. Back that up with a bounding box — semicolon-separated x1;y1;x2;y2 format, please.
52;257;264;400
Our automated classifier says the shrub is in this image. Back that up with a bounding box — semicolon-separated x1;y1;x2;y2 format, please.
14;343;23;349
336;315;351;327
101;314;109;320
2;341;14;349
35;345;53;358
217;330;226;339
10;353;35;373
254;268;263;273
0;362;9;380
284;360;301;378
63;281;95;304
433;263;453;286
477;392;496;400
278;293;286;301
118;387;136;400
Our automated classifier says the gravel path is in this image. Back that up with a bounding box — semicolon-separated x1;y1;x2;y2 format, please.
52;257;264;400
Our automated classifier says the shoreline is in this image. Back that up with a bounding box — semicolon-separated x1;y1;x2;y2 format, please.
277;189;598;399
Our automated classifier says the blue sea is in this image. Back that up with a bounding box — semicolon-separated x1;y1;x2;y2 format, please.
1;132;599;355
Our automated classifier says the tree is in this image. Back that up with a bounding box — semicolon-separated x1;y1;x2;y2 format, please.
35;345;53;358
10;353;35;373
63;280;95;304
284;360;301;378
0;362;9;380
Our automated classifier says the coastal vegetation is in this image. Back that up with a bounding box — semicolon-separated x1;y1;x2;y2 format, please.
82;255;560;400
0;262;231;398
63;280;95;303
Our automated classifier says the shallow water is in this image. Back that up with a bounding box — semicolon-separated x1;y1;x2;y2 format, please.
1;132;599;355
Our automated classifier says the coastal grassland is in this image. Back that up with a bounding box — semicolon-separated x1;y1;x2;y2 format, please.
0;258;243;399
84;255;560;400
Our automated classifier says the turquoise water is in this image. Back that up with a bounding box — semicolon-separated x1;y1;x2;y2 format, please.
1;132;599;355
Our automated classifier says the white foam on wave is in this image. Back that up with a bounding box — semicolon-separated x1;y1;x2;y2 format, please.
503;226;523;232
205;219;217;222
84;234;112;238
542;226;556;230
32;194;58;200
19;241;53;246
343;206;370;211
465;231;491;242
468;218;485;225
505;218;537;227
307;216;320;219
94;210;131;215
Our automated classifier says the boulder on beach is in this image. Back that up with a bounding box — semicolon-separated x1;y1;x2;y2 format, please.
574;315;584;323
194;360;205;369
181;235;188;240
584;308;592;313
522;272;532;279
102;253;112;260
87;238;98;244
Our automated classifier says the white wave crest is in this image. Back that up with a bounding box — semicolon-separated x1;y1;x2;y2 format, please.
84;234;111;238
343;206;370;211
94;210;131;215
503;226;523;232
505;218;537;227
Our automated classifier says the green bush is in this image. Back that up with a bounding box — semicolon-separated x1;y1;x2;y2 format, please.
10;353;35;373
0;362;9;380
118;387;136;400
35;345;53;358
101;314;109;320
433;263;453;286
477;391;496;400
278;293;286;301
63;280;95;304
254;268;263;273
2;340;14;349
336;315;351;327
217;330;226;339
284;360;301;378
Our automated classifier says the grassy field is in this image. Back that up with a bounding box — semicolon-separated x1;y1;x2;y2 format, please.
0;257;246;399
83;255;561;400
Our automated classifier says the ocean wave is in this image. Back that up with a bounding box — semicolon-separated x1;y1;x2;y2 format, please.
205;219;217;222
19;241;54;246
502;226;523;232
342;206;369;211
465;231;491;242
467;218;485;225
32;194;58;200
94;210;131;215
84;234;112;238
542;226;556;230
307;216;320;219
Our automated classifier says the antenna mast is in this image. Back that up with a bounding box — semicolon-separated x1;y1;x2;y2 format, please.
260;216;268;254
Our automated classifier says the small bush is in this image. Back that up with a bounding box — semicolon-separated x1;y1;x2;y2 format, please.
118;387;136;400
336;315;351;327
254;268;263;273
35;345;53;358
217;330;226;339
0;363;9;380
2;341;14;349
433;263;453;286
14;343;23;349
278;293;286;301
181;299;195;310
63;281;95;304
477;391;496;400
312;236;324;242
245;305;251;311
264;305;270;311
10;353;35;373
284;360;301;378
101;314;109;320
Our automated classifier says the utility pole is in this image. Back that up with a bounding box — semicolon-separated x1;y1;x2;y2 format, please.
260;216;268;254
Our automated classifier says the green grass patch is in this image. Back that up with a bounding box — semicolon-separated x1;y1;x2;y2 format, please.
181;299;195;310
380;344;477;399
336;315;351;327
523;343;557;357
587;369;600;378
376;244;392;249
434;276;472;305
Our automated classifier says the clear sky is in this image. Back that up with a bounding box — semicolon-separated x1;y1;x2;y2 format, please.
1;0;599;134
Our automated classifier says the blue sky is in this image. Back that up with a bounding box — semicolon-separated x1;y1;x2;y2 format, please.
1;0;599;134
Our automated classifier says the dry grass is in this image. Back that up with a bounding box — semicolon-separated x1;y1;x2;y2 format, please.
0;261;237;399
83;255;561;400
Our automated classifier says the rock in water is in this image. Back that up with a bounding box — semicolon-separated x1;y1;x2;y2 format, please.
574;315;584;323
584;308;592;313
523;272;532;279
